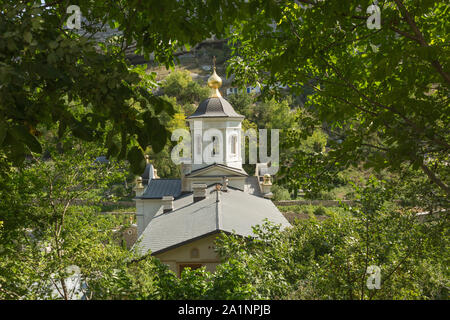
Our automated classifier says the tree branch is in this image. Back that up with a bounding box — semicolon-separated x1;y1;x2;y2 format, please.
393;0;450;85
420;162;450;195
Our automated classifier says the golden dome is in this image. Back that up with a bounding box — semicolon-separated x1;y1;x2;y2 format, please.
207;69;222;90
207;56;222;97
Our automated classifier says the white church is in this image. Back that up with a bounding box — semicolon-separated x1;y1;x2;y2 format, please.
133;67;290;276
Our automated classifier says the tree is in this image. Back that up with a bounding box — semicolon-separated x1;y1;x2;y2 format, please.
228;92;329;195
160;70;210;107
145;95;188;178
0;139;151;299
0;0;273;173
213;179;449;300
227;0;449;197
227;91;255;116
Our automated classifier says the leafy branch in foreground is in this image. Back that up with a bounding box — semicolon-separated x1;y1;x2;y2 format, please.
227;0;449;196
1;0;281;173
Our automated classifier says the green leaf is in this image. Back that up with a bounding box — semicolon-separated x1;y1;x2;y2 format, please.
138;88;175;115
23;31;33;44
9;126;42;153
150;127;168;154
72;122;94;141
49;41;59;49
0;123;7;145
127;146;146;174
106;141;120;158
57;121;66;139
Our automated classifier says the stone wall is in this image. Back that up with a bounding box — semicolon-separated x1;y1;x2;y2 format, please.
273;200;354;207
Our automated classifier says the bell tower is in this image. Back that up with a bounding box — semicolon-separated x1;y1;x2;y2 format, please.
185;58;245;173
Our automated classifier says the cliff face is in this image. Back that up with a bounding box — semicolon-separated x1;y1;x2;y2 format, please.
86;23;227;66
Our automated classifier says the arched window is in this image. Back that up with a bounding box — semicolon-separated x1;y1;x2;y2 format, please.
230;135;238;155
195;134;202;155
212;136;219;156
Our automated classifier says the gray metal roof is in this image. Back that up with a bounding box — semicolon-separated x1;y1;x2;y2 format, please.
187;97;244;119
138;179;182;199
140;163;155;185
136;186;290;255
244;176;262;196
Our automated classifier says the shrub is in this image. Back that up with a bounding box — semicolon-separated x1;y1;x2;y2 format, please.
313;206;327;216
271;184;291;201
160;70;210;105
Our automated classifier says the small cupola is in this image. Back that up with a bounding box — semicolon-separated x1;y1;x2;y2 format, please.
187;58;244;120
185;58;245;172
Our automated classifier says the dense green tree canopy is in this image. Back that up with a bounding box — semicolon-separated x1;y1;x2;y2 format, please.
0;0;282;173
1;0;448;301
227;0;449;196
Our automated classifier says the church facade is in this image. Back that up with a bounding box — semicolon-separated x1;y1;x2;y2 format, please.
133;67;290;276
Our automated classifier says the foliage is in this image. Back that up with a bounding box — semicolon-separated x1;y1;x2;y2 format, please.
226;91;255;115
277;204;347;218
143;95;188;179
213;179;449;300
226;91;330;191
1;0;448;301
228;0;449;198
0;2;179;173
0;140;146;299
160;70;210;107
1;141;447;300
1;0;277;173
271;184;291;201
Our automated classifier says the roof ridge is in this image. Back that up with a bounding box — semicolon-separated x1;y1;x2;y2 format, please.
217;96;226;115
137;185;291;256
152;194;214;219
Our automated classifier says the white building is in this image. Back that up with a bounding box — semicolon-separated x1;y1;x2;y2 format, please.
133;68;290;276
226;86;261;95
